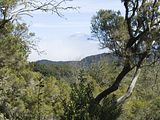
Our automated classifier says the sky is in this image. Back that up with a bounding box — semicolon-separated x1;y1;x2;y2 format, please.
27;0;124;61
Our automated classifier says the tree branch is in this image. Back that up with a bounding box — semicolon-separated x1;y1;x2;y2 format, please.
6;0;77;21
124;1;133;38
95;63;132;103
116;67;141;105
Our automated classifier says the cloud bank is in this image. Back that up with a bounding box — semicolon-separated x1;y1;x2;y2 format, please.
28;33;106;61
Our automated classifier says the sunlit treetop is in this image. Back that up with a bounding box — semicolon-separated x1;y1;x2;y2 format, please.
91;0;160;68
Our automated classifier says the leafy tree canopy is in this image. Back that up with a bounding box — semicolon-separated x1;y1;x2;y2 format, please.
91;0;160;103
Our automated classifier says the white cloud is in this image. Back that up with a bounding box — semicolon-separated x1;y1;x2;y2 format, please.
28;33;106;61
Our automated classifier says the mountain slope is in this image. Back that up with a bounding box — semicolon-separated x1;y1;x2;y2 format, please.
36;53;118;67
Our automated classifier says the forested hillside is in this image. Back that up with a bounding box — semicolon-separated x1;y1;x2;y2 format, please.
30;57;160;120
0;0;160;120
36;53;119;67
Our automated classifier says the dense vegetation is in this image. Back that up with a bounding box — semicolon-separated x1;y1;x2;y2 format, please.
0;0;160;120
30;60;160;120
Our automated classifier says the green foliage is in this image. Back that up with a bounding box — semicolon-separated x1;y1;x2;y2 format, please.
87;60;120;87
62;70;122;120
62;70;94;120
21;76;71;120
91;0;160;109
117;62;160;120
0;0;160;119
91;9;128;55
91;1;160;62
99;95;122;120
31;63;74;79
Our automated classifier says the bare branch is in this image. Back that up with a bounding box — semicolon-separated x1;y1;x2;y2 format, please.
1;0;78;22
124;1;133;38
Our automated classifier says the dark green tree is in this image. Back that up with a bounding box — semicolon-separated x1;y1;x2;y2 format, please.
62;70;122;120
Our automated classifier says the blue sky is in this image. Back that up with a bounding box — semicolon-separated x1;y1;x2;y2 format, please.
27;0;124;61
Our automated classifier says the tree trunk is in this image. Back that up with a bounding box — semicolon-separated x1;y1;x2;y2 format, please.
95;64;132;103
116;68;141;105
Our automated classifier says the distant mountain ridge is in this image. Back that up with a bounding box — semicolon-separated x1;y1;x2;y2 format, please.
36;53;119;67
36;59;78;65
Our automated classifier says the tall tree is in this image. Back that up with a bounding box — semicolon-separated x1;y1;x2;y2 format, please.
91;0;160;103
0;0;75;119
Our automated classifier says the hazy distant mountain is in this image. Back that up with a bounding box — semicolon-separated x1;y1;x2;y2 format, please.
36;53;119;67
36;59;78;65
79;53;118;66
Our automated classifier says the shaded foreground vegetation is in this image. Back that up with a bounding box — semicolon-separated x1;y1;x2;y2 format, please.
1;49;160;119
30;60;160;120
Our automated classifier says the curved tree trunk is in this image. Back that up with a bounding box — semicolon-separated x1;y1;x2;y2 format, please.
95;50;147;104
95;64;132;103
116;68;141;105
